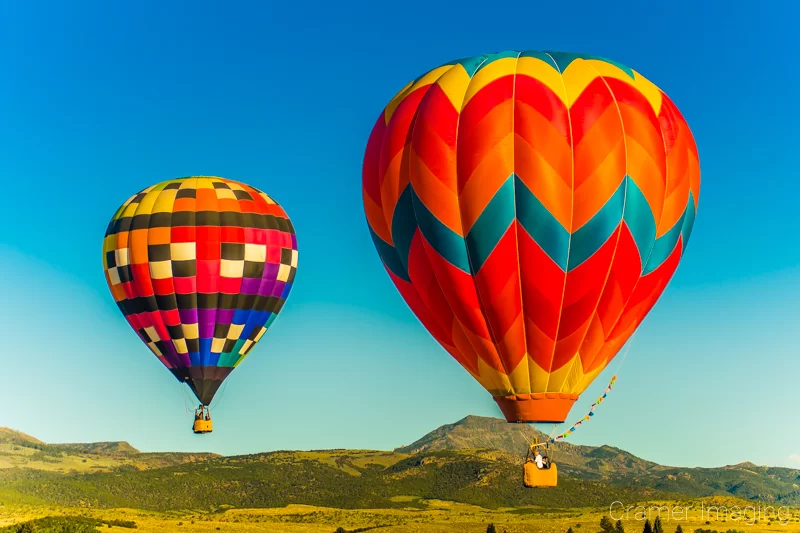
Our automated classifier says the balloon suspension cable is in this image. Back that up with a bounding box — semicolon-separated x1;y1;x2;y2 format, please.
208;380;229;412
182;384;192;419
517;423;533;447
535;332;637;446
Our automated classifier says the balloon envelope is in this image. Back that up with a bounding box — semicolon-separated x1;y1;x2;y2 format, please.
103;176;298;405
362;51;699;423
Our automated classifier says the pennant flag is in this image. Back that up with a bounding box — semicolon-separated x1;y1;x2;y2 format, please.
550;374;617;442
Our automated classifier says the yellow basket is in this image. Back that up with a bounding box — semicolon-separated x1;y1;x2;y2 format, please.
523;460;558;487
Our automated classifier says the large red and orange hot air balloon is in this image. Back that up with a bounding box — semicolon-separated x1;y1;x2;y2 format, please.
362;51;699;425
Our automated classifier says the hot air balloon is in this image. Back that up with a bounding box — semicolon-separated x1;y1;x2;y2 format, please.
102;176;298;433
362;51;699;430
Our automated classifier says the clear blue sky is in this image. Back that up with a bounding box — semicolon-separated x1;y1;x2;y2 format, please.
0;0;798;469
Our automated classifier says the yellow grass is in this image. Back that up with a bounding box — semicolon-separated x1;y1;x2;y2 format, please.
2;498;799;533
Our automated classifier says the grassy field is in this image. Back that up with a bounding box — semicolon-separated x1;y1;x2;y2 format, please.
2;422;798;532
2;497;799;533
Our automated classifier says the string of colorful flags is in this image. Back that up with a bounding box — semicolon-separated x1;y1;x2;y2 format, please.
549;375;617;443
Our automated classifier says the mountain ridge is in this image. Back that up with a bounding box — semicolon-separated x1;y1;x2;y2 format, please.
0;416;797;510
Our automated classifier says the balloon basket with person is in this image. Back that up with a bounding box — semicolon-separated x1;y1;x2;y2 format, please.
523;438;558;488
193;404;213;434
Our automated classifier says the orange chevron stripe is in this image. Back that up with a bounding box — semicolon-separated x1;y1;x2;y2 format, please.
610;78;667;223
589;237;683;374
514;78;573;230
552;323;590;375
595;225;642;335
519;224;566;337
473;226;525;370
622;117;665;223
570;81;626;230
577;313;607;374
519;223;565;370
567;76;615;147
514;74;572;141
573;134;626;231
407;232;481;376
409;84;464;236
419;235;506;373
514;129;573;231
459;129;515;234
363;191;391;244
659;94;699;234
457;79;515;232
580;223;641;373
379;87;429;229
363;113;394;244
411;83;459;188
410;146;463;234
456;77;514;174
550;230;618;372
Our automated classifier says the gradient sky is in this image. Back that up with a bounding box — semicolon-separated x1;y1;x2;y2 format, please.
0;0;798;469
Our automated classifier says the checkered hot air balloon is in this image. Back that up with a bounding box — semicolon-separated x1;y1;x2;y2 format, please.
362;51;699;424
103;177;298;418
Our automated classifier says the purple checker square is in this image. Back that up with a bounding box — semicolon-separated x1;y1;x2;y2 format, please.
241;277;261;295
270;281;285;298
263;262;279;281
197;308;216;338
216;308;235;324
258;279;275;297
258;279;275;296
291;233;297;248
179;308;198;324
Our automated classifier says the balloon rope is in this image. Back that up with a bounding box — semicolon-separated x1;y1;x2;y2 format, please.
208;380;229;412
612;330;637;375
517;422;532;447
548;332;636;443
182;385;192;419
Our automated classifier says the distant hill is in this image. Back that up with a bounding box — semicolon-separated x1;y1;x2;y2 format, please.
0;427;139;455
0;427;46;448
0;427;219;472
50;441;139;456
0;416;797;513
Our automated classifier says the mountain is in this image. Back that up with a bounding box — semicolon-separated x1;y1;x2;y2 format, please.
396;415;658;477
398;416;800;503
0;416;797;513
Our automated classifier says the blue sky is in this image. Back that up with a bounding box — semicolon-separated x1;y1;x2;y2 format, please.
0;0;798;468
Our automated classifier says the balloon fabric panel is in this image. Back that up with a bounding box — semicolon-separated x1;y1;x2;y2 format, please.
362;51;700;423
103;177;298;405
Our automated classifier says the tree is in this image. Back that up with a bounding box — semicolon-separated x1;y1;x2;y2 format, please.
654;516;664;533
487;524;497;533
600;516;615;533
643;519;653;533
675;525;683;533
568;528;575;533
616;520;625;533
